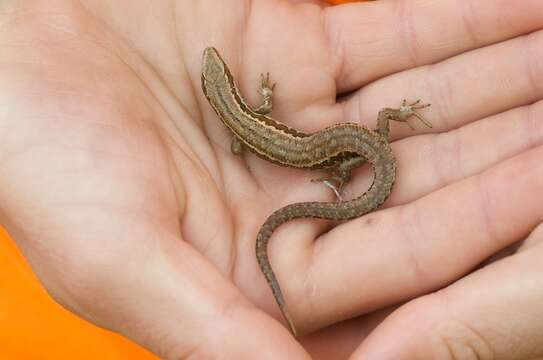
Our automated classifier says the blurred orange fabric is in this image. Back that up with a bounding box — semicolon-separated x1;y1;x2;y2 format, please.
1;0;370;358
0;227;157;359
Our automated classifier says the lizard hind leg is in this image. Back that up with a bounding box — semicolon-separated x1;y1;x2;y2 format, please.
311;175;346;201
311;156;367;201
376;99;432;139
396;99;432;129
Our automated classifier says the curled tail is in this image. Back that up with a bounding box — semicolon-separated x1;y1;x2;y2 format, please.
256;209;299;335
255;138;396;335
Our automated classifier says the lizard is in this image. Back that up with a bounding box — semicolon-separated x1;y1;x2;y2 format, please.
201;46;431;335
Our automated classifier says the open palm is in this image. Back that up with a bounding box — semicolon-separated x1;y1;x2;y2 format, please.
1;1;543;359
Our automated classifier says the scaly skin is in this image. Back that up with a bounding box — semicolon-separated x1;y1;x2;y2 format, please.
201;47;430;335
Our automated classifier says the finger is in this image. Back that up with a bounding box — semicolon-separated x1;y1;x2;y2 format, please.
380;99;543;206
301;307;391;359
287;99;543;222
281;144;543;332
347;27;543;139
252;59;543;221
352;226;543;360
254;96;543;217
117;238;310;359
324;0;543;91
2;201;306;358
24;225;309;359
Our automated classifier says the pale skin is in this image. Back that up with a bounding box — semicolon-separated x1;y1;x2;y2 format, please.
1;1;543;359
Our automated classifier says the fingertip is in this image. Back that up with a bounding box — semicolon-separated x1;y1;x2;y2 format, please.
351;296;453;360
187;305;310;360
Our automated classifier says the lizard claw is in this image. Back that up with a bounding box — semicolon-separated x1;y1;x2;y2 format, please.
398;100;432;129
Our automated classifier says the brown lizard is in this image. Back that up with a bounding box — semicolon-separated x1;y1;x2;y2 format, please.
201;47;431;335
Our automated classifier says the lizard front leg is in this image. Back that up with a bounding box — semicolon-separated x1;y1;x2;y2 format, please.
230;72;276;154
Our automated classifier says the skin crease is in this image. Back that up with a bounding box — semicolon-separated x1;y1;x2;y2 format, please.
0;0;543;359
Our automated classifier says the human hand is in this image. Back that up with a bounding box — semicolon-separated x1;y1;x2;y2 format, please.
0;1;311;358
300;1;543;359
1;1;543;359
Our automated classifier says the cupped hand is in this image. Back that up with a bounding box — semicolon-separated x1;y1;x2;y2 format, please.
1;1;543;359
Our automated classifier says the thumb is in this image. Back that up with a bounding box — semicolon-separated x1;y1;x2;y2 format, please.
352;228;543;360
76;236;310;359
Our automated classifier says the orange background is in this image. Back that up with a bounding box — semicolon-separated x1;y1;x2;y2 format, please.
1;0;366;358
0;227;157;359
